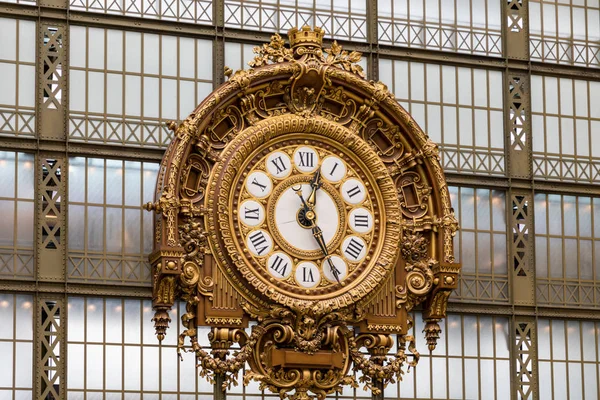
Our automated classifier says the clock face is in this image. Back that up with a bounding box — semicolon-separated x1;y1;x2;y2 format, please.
233;138;380;295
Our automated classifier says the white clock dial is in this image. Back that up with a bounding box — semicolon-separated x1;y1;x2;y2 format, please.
341;235;367;262
320;156;346;183
293;146;319;173
246;171;272;198
348;207;374;233
274;183;339;251
266;151;292;179
239;200;265;227
341;178;366;204
295;261;320;288
246;229;273;257
267;252;293;279
322;256;348;283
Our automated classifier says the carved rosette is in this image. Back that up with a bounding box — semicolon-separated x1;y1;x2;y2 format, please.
145;25;460;400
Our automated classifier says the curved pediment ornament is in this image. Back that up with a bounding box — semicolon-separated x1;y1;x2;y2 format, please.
145;26;461;400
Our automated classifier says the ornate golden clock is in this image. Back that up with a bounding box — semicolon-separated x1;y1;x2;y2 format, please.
206;121;401;312
146;26;460;400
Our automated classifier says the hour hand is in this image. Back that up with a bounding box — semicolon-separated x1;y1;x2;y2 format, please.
307;170;321;207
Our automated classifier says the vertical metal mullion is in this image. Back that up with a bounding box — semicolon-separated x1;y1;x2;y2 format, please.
565;320;570;399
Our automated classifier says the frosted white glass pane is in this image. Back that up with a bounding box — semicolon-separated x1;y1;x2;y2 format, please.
162;78;178;120
575;119;590;157
161;36;177;77
552;320;567;360
567;321;582;361
18;65;35;107
539;362;552;399
86;206;104;252
545;77;559;114
224;43;242;73
559;78;573;116
426;64;440;102
15;295;32;340
143;77;159;118
143;346;159;390
457;68;472;106
87;298;104;343
410;63;425;101
124;161;142;207
480;359;494;400
88;72;105;113
496;360;510;399
489;110;504;149
488;71;504;109
411;103;425;130
448;358;463;398
142;163;158;206
0;63;16;106
124;300;141;344
426;104;442;143
125;32;141;73
68;205;85;251
0;342;13;387
0;19;16;61
378;59;392;90
584;363;598;399
125;75;141;117
179;38;195;79
142;301;156;345
458;107;473;146
180;80;195;120
474;109;488;147
68;297;85;342
478;317;494;356
197;82;212;104
105;345;123;390
88;28;105;70
162;347;178;391
124;346;141;390
15;201;33;247
106;73;123;116
464;316;478;356
464;358;479;398
442;106;457;145
582;321;596;362
87;344;104;389
105;159;123;205
67;343;84;389
553;362;568;399
14;342;31;389
0;295;13;339
0;201;14;247
575;80;589;117
431;357;447;398
106;207;122;253
394;61;410;100
124;209;141;254
105;298;123;344
19;21;36;64
69;70;87;113
415;356;430;398
473;69;487;106
106;29;123;71
591;81;600;119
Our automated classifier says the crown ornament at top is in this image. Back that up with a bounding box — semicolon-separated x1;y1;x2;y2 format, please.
288;25;325;48
245;26;365;78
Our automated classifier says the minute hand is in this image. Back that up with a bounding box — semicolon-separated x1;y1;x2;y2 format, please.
310;223;341;284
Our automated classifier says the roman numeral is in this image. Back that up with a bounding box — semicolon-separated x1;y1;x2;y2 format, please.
270;255;288;277
248;231;268;255
346;185;362;198
354;214;369;228
329;162;339;176
251;178;267;192
298;151;314;167
244;207;260;220
344;238;364;260
301;266;315;283
270;156;288;174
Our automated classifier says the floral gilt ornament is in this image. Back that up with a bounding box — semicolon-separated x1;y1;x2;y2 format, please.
145;25;460;400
